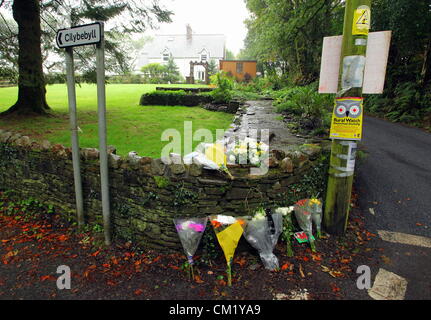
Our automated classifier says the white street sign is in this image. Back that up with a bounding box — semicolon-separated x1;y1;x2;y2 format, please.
56;22;102;48
319;31;392;94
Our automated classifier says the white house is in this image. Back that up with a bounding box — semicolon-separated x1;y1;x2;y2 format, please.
136;26;226;82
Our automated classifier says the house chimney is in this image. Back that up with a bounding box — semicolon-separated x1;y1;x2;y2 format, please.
186;24;192;41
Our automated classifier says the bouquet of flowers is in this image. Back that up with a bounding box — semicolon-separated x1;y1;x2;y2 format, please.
209;215;246;286
226;137;269;167
309;198;323;238
275;206;295;257
173;217;208;280
243;208;283;271
294;199;316;252
203;142;233;179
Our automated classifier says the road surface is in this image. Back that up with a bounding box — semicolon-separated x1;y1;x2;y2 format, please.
354;116;431;299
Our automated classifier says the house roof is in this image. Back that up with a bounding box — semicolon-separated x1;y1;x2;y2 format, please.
141;34;226;59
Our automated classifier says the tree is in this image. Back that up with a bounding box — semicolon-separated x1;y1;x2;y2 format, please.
208;59;218;77
0;0;172;116
365;0;431;124
225;48;236;60
1;0;49;115
140;63;167;84
164;57;181;83
241;0;344;85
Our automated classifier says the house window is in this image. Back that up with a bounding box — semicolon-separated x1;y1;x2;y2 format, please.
201;54;207;62
236;62;244;74
163;53;170;62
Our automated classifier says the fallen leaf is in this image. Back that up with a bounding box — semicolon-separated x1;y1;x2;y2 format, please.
194;275;204;284
299;264;305;278
281;263;290;270
107;280;117;286
330;283;340;293
58;235;68;242
381;255;391;264
311;254;322;261
134;289;143;296
340;258;351;264
40;275;55;281
91;250;100;257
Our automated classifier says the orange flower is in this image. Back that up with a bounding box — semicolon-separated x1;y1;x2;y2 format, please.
296;199;308;207
211;220;222;229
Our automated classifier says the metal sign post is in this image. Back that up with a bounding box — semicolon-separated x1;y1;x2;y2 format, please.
95;23;111;246
57;21;111;245
65;47;85;227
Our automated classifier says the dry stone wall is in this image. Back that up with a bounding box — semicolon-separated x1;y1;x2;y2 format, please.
0;128;326;251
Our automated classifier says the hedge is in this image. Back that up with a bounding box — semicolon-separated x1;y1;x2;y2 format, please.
139;90;214;107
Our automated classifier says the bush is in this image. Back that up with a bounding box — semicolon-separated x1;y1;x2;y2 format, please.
209;71;234;104
108;74;144;84
139;90;213;106
366;81;431;127
273;84;333;132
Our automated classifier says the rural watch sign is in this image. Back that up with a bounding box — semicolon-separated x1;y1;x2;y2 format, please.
56;22;102;48
330;97;363;140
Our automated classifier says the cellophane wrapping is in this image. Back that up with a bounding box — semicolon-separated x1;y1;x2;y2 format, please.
243;213;283;271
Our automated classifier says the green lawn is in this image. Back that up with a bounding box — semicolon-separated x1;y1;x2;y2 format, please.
0;84;233;157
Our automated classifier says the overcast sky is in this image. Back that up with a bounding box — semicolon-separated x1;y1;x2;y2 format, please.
0;0;251;54
151;0;251;55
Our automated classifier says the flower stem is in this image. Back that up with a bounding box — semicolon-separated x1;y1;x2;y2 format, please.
227;262;232;287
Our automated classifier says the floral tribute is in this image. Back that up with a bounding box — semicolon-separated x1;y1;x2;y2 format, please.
293;198;323;252
173;217;208;280
226;137;269;167
243;208;283;271
209;215;246;286
275;206;295;257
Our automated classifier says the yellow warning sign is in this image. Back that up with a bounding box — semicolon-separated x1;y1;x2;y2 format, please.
330;97;363;140
352;7;371;35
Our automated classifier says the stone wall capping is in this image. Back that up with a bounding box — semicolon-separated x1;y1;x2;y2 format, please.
9;133;22;144
41;140;51;150
280;157;294;173
107;145;117;155
51;144;68;158
14;136;32;148
0;131;13;143
81;148;100;160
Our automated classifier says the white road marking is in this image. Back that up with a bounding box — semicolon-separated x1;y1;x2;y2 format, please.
368;268;408;300
378;230;431;248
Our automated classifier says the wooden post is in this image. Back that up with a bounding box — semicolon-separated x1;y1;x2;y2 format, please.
323;0;371;235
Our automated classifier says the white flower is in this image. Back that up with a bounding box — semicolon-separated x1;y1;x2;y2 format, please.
275;206;295;216
215;215;237;225
237;146;248;155
250;156;260;165
229;154;236;162
252;209;266;221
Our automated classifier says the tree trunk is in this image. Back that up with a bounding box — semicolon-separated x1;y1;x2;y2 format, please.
420;37;431;86
1;0;50;116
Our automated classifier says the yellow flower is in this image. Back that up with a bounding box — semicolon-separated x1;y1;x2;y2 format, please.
310;199;321;206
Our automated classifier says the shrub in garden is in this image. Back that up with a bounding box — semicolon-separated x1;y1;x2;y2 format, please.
139;90;213;106
210;71;234;104
273;84;333;132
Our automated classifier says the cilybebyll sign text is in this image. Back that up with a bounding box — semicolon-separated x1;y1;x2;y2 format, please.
56;22;102;48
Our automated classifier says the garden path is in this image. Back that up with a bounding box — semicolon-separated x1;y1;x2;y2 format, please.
224;100;306;152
